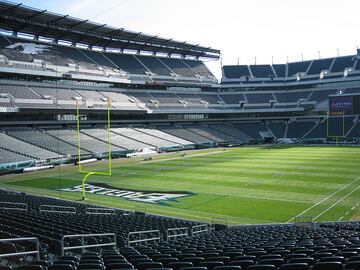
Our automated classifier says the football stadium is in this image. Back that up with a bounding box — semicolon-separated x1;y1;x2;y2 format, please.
0;1;360;269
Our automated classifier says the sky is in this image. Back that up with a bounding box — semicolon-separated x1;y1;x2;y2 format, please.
13;0;360;79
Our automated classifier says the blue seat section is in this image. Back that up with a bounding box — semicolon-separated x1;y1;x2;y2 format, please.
308;89;337;102
287;61;311;76
139;56;172;76
330;56;355;73
307;58;333;75
223;65;250;78
272;64;286;77
0;36;72;66
275;91;310;103
182;59;213;77
246;93;273;103
105;53;148;74
160;58;196;77
0;35;209;78
82;49;119;69
219;94;246;104
249;65;274;78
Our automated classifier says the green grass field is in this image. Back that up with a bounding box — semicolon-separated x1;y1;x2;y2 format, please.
1;146;360;225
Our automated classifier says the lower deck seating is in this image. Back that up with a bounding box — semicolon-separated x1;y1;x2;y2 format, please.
1;189;360;270
1;119;360;165
157;126;214;144
183;124;239;142
0;190;199;258
232;122;268;140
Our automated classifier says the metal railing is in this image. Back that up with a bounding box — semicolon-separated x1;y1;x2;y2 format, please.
61;233;116;256
128;230;160;247
86;207;116;215
0;237;40;260
294;216;315;228
134;205;147;214
0;202;28;211
211;217;228;226
39;205;76;214
191;224;212;236
166;227;189;241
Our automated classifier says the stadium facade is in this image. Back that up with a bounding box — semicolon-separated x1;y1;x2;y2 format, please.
1;2;360;270
0;0;360;170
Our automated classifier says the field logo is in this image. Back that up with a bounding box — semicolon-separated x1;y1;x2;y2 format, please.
61;183;193;204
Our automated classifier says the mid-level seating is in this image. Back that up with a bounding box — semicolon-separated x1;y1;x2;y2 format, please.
6;129;79;156
111;127;178;147
157;125;214;144
133;127;192;145
246;93;274;104
275;91;310;103
32;87;81;101
0;132;60;159
308;89;337;102
0;147;32;164
0;85;40;99
219;94;245;105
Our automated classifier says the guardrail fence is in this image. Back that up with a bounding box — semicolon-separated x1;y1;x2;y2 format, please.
127;230;160;247
39;205;76;214
0;202;28;211
61;233;116;256
166;227;189;241
0;237;40;260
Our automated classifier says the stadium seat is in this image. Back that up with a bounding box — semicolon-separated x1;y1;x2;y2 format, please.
198;261;224;270
246;265;276;270
0;266;12;270
312;262;343;270
168;262;193;270
345;261;360;269
17;266;46;270
279;263;309;270
137;262;163;270
213;267;242;270
48;265;74;270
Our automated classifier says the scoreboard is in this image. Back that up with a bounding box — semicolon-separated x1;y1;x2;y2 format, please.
329;95;360;115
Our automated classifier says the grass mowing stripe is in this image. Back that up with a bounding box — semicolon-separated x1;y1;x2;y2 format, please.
2;145;360;224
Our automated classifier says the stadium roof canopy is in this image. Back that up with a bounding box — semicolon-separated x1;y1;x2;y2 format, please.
0;0;220;59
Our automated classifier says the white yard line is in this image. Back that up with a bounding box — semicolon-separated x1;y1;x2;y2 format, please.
314;184;360;220
286;176;360;223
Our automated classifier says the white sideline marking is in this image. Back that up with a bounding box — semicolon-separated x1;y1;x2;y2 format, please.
286;176;360;223
314;183;360;220
338;201;360;221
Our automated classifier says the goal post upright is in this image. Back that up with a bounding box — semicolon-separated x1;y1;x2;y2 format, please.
76;97;112;200
326;111;345;143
